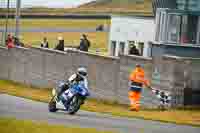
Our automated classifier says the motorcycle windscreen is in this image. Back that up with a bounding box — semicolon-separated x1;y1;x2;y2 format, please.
72;82;90;96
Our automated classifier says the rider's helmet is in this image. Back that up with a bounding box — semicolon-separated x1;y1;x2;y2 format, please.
77;67;87;77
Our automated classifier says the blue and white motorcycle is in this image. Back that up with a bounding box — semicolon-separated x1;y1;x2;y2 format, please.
48;80;90;115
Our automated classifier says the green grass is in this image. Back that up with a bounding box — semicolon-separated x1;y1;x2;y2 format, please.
0;19;110;29
0;19;110;53
20;32;109;53
0;0;153;16
0;80;200;127
0;117;114;133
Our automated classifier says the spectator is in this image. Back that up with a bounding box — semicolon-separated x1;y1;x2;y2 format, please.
78;34;90;52
6;34;13;45
6;34;14;48
14;36;24;47
54;36;64;51
129;45;140;56
14;37;20;46
96;24;104;31
83;34;90;49
41;37;49;48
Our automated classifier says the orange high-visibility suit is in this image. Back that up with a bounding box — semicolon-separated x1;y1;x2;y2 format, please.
129;66;150;111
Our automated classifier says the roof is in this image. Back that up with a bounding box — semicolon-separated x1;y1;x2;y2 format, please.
157;8;200;16
111;14;155;20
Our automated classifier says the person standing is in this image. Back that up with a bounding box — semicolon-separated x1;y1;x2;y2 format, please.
6;34;14;48
128;64;150;111
78;34;90;52
54;36;64;51
129;45;140;56
83;34;90;51
41;37;49;48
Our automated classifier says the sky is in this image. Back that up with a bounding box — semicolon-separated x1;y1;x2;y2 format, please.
0;0;95;8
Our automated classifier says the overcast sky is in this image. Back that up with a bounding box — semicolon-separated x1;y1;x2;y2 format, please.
0;0;95;8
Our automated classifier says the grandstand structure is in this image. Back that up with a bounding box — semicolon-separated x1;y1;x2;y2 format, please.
152;0;177;16
152;0;200;16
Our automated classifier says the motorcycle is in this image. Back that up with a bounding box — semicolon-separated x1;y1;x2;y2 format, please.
48;80;90;115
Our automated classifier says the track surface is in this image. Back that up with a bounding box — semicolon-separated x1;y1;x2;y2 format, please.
0;94;199;133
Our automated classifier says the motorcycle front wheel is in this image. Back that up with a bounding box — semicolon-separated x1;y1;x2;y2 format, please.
48;96;58;112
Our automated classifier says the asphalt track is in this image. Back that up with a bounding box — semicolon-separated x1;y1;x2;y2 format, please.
0;94;199;133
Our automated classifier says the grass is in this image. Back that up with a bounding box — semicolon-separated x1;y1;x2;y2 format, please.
0;19;110;53
0;3;152;16
0;80;200;126
0;117;114;133
20;32;109;53
77;0;152;14
0;0;153;15
0;19;110;29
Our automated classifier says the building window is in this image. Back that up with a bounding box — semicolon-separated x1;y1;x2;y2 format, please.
128;41;140;56
128;41;135;50
180;15;198;44
155;10;161;42
167;14;181;43
110;41;116;56
155;8;200;45
197;16;200;44
138;42;144;56
119;42;125;55
166;14;198;45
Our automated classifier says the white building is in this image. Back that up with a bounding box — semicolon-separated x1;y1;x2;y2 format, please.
109;15;155;57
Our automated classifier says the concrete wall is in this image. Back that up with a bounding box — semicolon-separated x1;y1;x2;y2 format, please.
0;46;199;107
68;50;120;101
0;46;10;80
0;46;121;102
188;59;200;105
177;57;200;105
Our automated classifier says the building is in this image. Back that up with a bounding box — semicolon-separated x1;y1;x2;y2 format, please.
152;0;177;16
152;0;200;14
108;0;200;57
109;15;155;57
155;8;200;45
177;0;200;11
152;8;200;58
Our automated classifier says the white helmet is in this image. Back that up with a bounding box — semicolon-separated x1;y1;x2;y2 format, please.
77;67;87;77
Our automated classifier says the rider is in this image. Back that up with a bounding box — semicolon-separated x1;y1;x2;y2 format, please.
68;67;88;89
59;67;89;109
